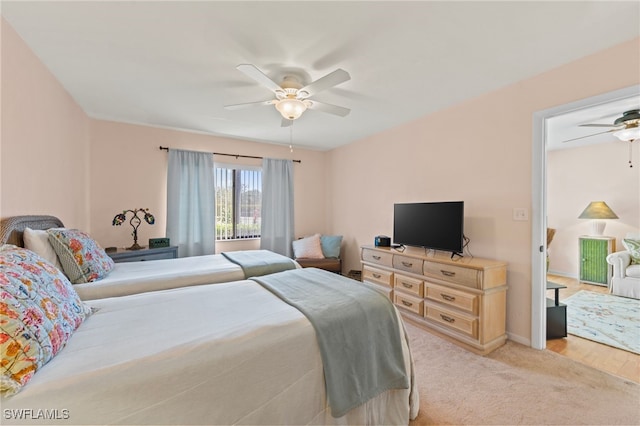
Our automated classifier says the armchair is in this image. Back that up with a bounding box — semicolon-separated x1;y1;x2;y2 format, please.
606;233;640;299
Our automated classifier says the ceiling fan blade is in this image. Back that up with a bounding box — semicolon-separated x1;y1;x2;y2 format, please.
307;100;350;117
236;64;283;93
579;123;622;128
561;129;616;143
223;99;274;110
298;69;350;98
281;118;293;127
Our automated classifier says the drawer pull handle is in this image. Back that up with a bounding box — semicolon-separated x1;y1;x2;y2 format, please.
441;293;455;302
441;270;456;277
401;261;413;267
372;255;381;260
402;282;413;288
440;314;455;323
373;273;381;279
402;300;413;307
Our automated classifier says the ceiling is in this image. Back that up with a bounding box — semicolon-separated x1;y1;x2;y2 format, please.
2;1;639;151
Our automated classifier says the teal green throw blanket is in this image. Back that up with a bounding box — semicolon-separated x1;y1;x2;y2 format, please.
251;268;409;418
221;250;296;278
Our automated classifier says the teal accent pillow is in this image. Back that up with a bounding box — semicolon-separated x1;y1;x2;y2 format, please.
0;245;91;396
622;239;640;264
47;228;115;284
320;235;343;259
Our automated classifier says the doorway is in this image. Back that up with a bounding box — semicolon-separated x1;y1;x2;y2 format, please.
531;84;640;350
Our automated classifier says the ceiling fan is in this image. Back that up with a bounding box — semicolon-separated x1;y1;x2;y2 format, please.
563;109;640;143
224;64;351;127
563;109;639;167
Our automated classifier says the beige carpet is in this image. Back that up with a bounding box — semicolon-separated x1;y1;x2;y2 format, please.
405;323;640;425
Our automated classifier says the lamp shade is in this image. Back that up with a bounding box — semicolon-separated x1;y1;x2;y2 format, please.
578;201;618;236
578;201;619;219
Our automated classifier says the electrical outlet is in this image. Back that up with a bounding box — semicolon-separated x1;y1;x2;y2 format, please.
513;208;529;221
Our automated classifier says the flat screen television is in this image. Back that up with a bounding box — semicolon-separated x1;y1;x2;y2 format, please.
393;201;464;254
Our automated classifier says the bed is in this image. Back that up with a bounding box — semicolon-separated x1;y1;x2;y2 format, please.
1;245;419;424
0;215;298;300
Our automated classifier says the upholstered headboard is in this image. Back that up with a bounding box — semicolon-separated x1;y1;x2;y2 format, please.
0;215;64;247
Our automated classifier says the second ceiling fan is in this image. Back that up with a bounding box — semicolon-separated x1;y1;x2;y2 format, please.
563;109;640;143
563;109;640;168
224;64;351;127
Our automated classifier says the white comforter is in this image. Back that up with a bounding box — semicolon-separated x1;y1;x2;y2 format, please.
72;254;244;300
2;281;418;425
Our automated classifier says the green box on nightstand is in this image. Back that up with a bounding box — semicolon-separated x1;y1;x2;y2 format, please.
149;237;170;248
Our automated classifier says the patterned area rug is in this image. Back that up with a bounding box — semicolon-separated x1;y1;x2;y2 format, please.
563;290;640;354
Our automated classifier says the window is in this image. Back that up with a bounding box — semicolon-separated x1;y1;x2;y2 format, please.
215;166;262;240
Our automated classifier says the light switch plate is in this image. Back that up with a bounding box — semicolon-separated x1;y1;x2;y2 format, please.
513;208;529;221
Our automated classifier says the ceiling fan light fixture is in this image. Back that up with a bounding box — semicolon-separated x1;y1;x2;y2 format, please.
275;98;307;120
613;125;640;142
227;64;351;123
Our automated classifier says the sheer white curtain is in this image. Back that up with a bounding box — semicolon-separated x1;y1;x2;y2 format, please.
260;158;294;257
166;149;215;257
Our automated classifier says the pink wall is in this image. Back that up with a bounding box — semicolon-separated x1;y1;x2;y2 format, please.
1;19;91;228
327;37;640;342
547;142;639;276
88;120;328;252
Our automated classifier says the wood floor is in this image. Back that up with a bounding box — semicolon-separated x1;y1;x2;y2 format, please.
545;274;639;383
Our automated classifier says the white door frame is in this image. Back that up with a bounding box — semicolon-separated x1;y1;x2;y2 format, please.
530;84;640;350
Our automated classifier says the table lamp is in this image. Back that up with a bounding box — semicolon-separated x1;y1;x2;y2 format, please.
578;201;618;236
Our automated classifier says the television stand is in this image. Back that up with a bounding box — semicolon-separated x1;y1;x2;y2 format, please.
360;245;507;355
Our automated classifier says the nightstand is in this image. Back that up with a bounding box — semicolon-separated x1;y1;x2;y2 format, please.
579;236;615;286
546;281;567;339
107;246;178;263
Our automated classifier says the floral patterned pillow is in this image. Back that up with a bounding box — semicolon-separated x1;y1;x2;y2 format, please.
622;239;640;265
47;228;115;284
0;245;92;396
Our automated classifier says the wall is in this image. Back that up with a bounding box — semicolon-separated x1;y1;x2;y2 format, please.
88;120;328;252
1;19;91;228
547;142;640;276
327;37;640;344
1;18;328;250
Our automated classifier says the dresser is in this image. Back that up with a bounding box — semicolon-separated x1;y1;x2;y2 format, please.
106;246;178;263
361;245;508;355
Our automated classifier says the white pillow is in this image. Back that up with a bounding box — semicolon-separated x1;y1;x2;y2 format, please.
23;227;64;270
292;234;325;259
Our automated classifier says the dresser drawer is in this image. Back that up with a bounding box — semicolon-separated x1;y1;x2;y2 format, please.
425;303;478;339
394;274;424;297
394;292;424;316
361;281;393;301
392;255;423;275
362;265;393;287
423;262;481;289
425;282;478;315
362;248;393;267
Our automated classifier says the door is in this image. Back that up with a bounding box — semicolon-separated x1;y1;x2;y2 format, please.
531;85;640;350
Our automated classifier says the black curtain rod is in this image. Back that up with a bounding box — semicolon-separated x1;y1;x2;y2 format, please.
158;146;301;163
